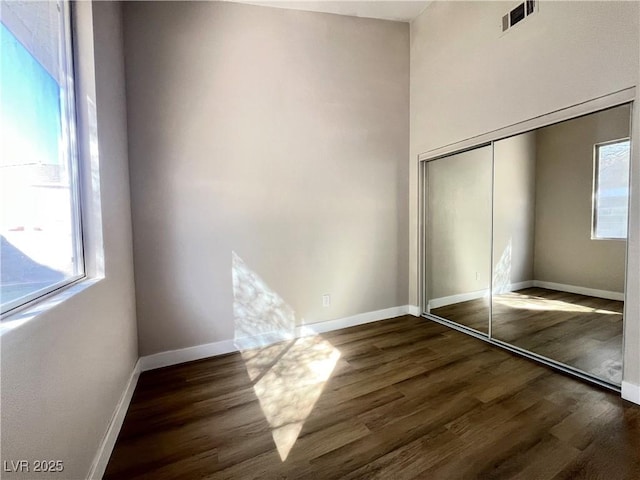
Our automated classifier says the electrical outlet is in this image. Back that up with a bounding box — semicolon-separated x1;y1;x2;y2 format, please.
322;294;331;307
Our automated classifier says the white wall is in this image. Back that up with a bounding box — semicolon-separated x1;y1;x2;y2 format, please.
123;1;410;356
0;2;138;478
533;105;630;293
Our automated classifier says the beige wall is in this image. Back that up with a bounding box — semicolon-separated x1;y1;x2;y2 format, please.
0;2;138;479
493;132;537;291
533;105;630;293
123;1;410;356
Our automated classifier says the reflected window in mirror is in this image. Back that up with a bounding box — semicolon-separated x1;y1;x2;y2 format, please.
592;139;630;240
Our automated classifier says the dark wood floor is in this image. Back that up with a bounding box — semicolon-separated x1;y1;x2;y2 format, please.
431;288;623;384
105;315;639;480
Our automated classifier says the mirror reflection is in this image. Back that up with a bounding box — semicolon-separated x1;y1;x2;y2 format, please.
424;103;630;386
491;104;630;385
426;145;492;334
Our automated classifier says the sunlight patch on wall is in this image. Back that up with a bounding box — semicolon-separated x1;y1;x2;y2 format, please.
492;239;513;295
232;251;296;350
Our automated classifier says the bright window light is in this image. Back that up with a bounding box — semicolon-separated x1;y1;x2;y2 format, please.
0;1;84;315
592;139;630;240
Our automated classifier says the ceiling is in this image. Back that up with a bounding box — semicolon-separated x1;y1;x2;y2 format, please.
224;1;432;22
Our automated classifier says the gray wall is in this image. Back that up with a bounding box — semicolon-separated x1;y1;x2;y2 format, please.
533;105;630;293
493;132;537;292
123;1;410;356
0;2;138;479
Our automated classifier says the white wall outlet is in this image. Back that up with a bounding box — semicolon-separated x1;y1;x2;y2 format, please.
322;294;331;307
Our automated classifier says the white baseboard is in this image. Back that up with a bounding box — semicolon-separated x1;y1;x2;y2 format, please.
139;305;413;372
428;281;535;311
621;381;640;405
87;359;141;479
302;305;411;335
427;280;623;311
428;289;489;310
492;280;535;295
532;281;624;301
407;305;421;317
139;338;237;371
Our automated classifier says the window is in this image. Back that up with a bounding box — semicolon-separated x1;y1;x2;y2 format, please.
0;1;84;315
592;139;631;240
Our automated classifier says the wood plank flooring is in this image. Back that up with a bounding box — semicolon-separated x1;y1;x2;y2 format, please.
104;315;639;480
431;288;623;384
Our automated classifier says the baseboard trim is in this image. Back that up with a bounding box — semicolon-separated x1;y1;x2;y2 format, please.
301;305;411;335
428;281;534;310
428;289;489;310
427;280;623;311
621;381;640;405
407;305;421;317
87;359;141;479
139;339;237;371
532;280;624;301
139;305;412;372
493;280;535;295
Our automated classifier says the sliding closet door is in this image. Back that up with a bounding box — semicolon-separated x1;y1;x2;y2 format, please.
491;104;631;385
425;145;493;334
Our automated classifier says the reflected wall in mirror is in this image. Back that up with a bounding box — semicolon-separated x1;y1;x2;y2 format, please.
491;104;630;385
426;145;492;334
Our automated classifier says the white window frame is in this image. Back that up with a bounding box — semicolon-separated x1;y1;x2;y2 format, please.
591;138;631;241
1;1;85;317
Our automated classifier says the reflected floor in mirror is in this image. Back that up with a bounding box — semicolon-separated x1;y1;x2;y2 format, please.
432;288;622;384
429;298;490;334
493;288;623;384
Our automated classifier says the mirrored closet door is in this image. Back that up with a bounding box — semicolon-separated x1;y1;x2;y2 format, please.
423;103;631;387
425;145;492;335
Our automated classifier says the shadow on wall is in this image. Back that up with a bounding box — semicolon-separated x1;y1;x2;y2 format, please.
231;251;341;461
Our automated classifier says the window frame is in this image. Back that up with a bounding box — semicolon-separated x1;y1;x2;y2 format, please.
591;137;631;242
0;0;86;317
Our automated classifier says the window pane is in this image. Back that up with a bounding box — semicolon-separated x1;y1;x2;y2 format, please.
0;2;83;314
594;140;630;239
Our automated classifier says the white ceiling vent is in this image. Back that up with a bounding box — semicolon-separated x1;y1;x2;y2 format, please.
501;0;537;34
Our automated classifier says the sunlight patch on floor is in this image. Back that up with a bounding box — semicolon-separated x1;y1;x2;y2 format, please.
494;292;619;315
242;336;340;460
232;251;341;461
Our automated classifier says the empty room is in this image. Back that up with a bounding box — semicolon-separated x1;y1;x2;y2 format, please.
1;1;639;479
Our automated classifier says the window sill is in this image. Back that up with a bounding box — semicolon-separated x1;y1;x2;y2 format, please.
0;276;103;336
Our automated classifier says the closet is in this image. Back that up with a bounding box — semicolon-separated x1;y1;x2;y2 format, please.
421;102;632;388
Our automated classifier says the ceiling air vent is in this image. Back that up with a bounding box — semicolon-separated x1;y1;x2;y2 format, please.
502;0;537;34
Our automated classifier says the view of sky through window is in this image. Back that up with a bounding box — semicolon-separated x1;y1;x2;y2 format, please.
0;6;83;314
